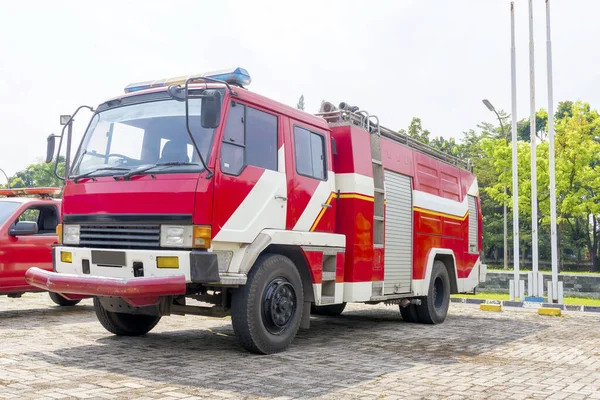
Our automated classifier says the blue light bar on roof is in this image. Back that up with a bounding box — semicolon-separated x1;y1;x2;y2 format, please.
123;67;251;94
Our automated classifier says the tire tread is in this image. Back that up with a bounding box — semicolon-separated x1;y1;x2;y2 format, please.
93;298;161;336
231;253;303;354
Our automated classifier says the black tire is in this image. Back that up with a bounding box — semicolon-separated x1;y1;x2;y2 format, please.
416;260;451;324
311;302;346;316
49;292;81;307
93;297;161;336
231;253;303;355
399;303;419;322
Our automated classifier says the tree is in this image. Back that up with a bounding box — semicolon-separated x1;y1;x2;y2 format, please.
482;101;600;271
429;136;459;156
1;157;65;190
296;94;305;111
399;117;431;145
516;109;548;142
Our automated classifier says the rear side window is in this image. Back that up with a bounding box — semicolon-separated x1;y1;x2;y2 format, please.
246;107;277;171
220;102;278;175
293;126;326;180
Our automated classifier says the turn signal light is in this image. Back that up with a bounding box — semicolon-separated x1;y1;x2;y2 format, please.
56;224;62;244
60;251;72;263
157;256;179;269
193;225;211;249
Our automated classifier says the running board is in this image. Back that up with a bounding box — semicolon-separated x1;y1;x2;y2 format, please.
370;292;414;302
168;304;230;318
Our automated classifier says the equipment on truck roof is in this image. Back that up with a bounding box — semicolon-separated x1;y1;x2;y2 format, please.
0;187;61;198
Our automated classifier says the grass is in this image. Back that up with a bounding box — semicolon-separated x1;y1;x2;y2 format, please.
451;291;600;306
487;268;600;276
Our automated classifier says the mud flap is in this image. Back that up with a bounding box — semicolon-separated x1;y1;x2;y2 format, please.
300;301;311;329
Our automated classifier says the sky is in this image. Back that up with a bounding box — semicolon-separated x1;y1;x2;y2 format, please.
1;0;599;178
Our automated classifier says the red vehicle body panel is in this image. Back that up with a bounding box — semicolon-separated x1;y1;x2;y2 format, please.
26;81;482;306
25;267;186;307
0;197;60;295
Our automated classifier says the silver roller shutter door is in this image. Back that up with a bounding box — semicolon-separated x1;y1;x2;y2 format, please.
383;170;413;294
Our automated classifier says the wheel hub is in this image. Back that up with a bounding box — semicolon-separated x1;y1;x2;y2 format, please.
262;278;297;334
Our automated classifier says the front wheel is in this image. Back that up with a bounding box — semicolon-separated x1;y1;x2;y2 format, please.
416;260;451;324
49;292;81;307
231;253;304;355
93;297;161;336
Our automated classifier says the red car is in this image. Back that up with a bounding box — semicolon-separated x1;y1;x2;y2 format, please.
0;188;81;306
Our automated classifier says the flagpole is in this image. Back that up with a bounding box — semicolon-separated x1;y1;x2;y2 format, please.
528;0;539;298
546;0;559;302
510;1;521;300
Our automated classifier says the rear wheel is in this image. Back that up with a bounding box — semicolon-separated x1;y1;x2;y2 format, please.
49;292;81;307
231;253;303;355
93;297;161;336
416;260;451;324
311;302;346;316
399;303;419;322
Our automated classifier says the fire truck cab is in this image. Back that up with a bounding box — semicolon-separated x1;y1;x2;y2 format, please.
27;68;485;354
0;188;81;306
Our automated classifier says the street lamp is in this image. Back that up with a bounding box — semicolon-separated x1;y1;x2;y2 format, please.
482;99;509;270
0;167;10;189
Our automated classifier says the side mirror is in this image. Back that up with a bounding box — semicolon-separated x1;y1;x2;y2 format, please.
46;135;56;163
201;90;222;129
9;221;39;236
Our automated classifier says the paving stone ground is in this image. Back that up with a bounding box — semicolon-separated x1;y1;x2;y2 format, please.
0;293;599;400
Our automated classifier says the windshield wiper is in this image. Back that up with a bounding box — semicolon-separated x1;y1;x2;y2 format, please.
114;162;200;180
71;167;130;183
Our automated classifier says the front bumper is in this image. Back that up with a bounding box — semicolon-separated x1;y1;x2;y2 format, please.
25;267;186;307
51;246;220;283
23;246;223;307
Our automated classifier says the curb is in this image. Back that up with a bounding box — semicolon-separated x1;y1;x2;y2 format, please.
451;297;600;313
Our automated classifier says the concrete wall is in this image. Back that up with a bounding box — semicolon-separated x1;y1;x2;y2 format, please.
478;271;600;298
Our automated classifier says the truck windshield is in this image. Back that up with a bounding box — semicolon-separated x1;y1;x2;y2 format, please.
71;98;216;177
0;202;19;225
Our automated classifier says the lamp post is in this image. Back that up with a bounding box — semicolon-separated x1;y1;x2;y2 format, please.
0;167;10;189
483;99;508;270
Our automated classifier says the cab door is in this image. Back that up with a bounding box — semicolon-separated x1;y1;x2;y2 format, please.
212;99;287;244
285;119;336;233
0;203;58;292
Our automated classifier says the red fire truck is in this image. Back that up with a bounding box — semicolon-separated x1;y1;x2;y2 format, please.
26;68;485;354
0;188;81;306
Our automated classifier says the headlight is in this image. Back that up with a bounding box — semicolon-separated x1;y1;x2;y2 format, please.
63;224;80;245
160;225;193;248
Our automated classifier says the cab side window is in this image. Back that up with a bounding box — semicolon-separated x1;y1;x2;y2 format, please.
14;205;59;235
293;126;326;180
220;102;278;175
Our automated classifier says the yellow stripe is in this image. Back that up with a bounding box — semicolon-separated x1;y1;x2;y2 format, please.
413;206;468;221
310;192;336;232
338;193;374;202
309;192;375;232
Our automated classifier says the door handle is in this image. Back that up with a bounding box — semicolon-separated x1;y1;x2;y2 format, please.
275;195;288;201
321;203;332;208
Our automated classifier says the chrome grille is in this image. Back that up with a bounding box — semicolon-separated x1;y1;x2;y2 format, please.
79;224;161;249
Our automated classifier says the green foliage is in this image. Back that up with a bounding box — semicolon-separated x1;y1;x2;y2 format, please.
1;157;65;190
481;100;600;270
399;117;431;144
516;109;548;142
429;136;460;157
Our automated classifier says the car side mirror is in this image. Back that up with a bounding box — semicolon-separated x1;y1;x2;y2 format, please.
9;221;39;236
201;90;222;129
46;135;57;163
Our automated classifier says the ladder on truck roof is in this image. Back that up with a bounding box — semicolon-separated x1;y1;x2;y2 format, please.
315;101;473;172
